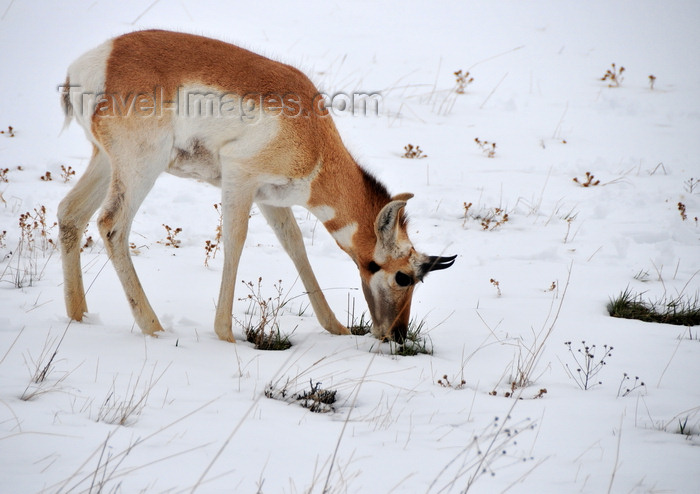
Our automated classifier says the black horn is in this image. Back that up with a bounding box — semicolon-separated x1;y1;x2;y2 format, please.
422;254;457;273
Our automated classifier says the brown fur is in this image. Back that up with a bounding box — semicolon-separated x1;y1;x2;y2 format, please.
98;30;323;177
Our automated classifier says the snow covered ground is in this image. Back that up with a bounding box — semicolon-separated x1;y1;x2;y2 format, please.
1;1;699;492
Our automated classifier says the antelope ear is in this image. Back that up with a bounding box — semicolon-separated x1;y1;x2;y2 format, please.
375;200;407;249
391;192;414;202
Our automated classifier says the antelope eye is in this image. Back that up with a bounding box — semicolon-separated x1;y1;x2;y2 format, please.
395;271;413;287
368;261;381;274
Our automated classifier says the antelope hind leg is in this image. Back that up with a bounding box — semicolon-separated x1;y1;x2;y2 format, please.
57;146;111;321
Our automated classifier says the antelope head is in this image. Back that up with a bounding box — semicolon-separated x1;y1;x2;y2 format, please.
359;193;457;342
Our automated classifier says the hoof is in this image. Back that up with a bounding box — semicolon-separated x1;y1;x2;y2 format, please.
67;306;87;322
331;322;351;336
142;325;165;337
215;325;236;342
217;332;236;343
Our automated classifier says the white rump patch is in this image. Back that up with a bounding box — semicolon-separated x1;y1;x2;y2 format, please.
65;39;112;138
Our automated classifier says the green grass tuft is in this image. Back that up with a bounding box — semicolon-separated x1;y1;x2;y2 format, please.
392;318;433;356
245;326;292;351
608;288;700;326
346;306;433;354
349;312;373;336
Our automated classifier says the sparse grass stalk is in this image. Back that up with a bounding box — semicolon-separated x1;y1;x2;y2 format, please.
20;331;75;401
563;340;613;390
428;395;536;493
462;203;510;231
193;351;305;492
96;362;170;425
204;203;223;266
159;224;182;248
52;396;221;494
616;373;646;398
508;263;572;391
346;295;372;336
659;406;700;438
321;354;375;493
17;258;111;402
2;206;57;288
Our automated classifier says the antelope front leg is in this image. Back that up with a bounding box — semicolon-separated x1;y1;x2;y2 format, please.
214;182;255;342
258;204;350;336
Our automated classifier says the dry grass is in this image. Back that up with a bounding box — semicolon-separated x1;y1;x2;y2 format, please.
462;203;510;231
159;224;182;248
96;362;170;425
204;203;223;266
573;171;600;187
601;63;625;87
402;143;428;159
20;330;78;401
453;69;474;94
474;137;496;158
1;206;57;288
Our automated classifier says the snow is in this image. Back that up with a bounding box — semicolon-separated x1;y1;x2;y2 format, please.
1;1;699;493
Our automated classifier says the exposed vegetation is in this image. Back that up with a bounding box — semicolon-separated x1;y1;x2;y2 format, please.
296;380;338;413
204;203;223;266
437;374;466;390
391;318;433;356
453;69;474;94
402;143;428;159
474;137;496;158
563;340;613;390
159;224;182;248
608;288;700;326
462;202;510;231
60;164;75;183
265;378;338;414
648;74;656;90
601;63;625;87
616;373;646;398
573;172;600;187
238;278;294;350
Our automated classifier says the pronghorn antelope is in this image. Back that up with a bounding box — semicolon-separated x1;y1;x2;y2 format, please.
58;30;455;342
